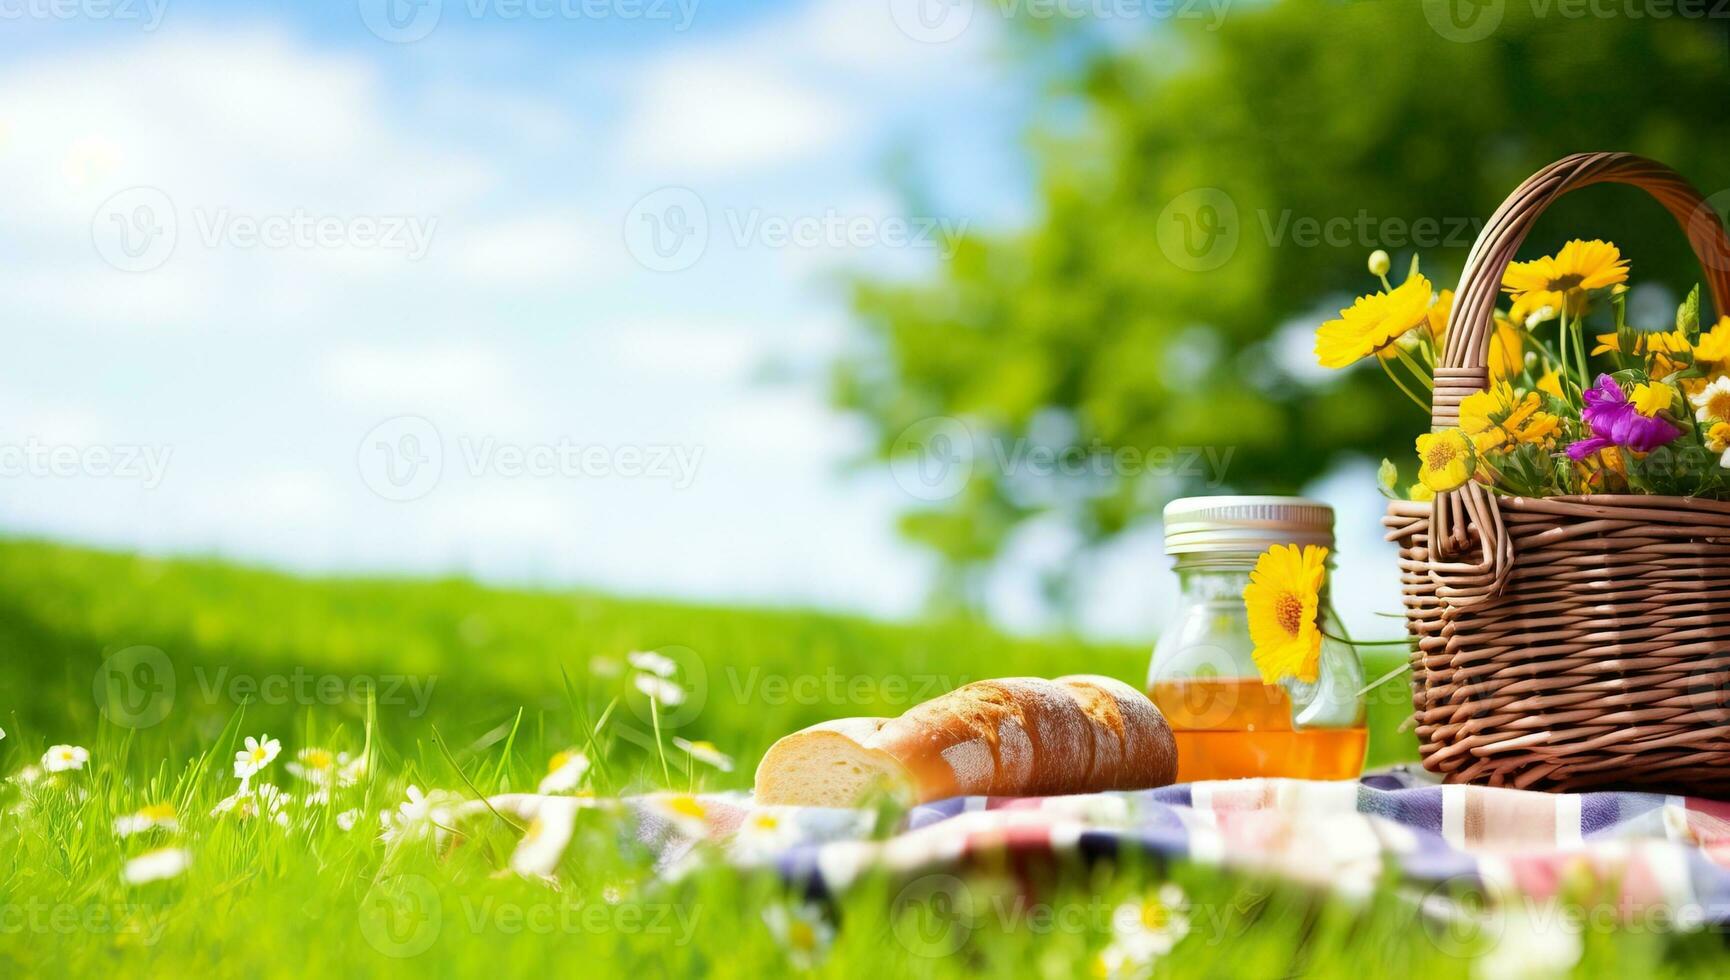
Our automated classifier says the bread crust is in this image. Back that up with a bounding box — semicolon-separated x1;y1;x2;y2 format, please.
754;675;1176;806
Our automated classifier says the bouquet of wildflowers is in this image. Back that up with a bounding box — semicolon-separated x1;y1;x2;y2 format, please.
1316;241;1730;501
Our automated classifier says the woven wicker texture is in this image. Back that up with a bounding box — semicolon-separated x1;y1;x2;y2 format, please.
1383;153;1730;793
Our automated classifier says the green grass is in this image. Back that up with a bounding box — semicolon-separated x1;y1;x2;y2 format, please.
0;537;1721;978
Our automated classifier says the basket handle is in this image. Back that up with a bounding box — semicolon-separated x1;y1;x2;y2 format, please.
1429;153;1730;594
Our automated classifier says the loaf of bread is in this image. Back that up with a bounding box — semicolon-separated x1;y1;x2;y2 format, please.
752;675;1177;807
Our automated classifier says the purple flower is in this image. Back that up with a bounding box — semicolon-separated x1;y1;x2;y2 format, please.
1566;374;1682;460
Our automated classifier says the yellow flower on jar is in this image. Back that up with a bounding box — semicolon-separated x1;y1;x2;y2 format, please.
1315;274;1433;368
1242;544;1328;685
1416;429;1475;493
1502;239;1629;317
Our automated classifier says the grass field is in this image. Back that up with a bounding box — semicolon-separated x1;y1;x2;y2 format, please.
0;537;1722;978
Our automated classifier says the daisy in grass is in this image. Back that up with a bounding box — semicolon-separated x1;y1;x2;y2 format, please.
42;744;89;773
762;902;834;970
122;847;191;885
537;749;591;794
115;803;178;837
382;785;455;842
1502;239;1628;317
1109;884;1190;957
644;793;712;839
634;674;686;707
212;782;291;825
1242;544;1327;685
627;650;678;678
1315;272;1433;368
286;747;348;786
672;737;734;773
731;808;800;861
1415;429;1475;493
233;734;281;781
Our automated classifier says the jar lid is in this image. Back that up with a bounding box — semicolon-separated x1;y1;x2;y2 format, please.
1162;495;1334;556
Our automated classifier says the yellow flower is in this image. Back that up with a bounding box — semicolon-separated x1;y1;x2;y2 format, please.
1408;484;1435;502
1488;316;1524;382
1242;544;1327;685
1536;366;1565;399
1416;429;1475;493
1593;328;1690;376
1508;291;1557;328
1315;274;1433;368
1696;317;1730;363
1459;383;1560;454
1707;422;1730;454
1630;382;1674;418
1426;288;1453;343
1502;239;1629;317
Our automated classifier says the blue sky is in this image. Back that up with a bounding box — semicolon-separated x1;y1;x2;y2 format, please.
0;0;1403;641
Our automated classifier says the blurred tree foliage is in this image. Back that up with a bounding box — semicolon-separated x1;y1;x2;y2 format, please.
836;0;1730;606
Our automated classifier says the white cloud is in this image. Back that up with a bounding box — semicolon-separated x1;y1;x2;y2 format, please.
618;53;851;178
453;213;603;288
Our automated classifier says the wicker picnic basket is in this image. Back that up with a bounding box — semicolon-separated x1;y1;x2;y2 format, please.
1384;152;1730;794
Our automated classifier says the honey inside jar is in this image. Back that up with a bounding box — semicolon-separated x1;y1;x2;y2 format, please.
1150;678;1366;781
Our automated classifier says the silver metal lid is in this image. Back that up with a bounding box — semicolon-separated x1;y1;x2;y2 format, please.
1162;495;1334;556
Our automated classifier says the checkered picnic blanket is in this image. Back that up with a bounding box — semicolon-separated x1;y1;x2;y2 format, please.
617;768;1730;923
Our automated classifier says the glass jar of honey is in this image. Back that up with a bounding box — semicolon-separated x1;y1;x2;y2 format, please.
1147;496;1366;781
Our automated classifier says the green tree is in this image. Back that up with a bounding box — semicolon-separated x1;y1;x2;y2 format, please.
836;0;1730;608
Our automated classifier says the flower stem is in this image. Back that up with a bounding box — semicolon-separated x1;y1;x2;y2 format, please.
1380;356;1431;411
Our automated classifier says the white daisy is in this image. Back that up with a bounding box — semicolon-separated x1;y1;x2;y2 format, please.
210;782;291;825
335;808;361;832
122;847;191;885
285;747;340;785
643;793;712;840
627;650;678;678
671;737;734;773
537;749;591;794
633;674;686;707
1475;904;1581;980
336;753;367;787
731;808;799;861
232;735;281;780
386;785;454;841
762;902;833;970
1689;375;1730;424
1092;940;1155;980
11;765;42;786
1110;883;1191;958
42;744;89;773
508;798;581;879
114;803;178;837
